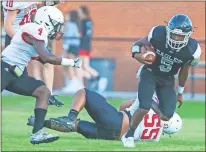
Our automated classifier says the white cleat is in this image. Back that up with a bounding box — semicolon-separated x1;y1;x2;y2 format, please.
121;135;136;148
30;129;59;144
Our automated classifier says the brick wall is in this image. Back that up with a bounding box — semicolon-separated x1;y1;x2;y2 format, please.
35;2;206;92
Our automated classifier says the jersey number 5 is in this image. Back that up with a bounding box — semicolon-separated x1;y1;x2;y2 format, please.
140;113;161;140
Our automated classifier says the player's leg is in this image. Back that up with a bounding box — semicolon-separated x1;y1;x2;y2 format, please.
1;61;16;91
123;68;156;147
6;69;59;144
50;88;123;139
27;116;99;139
44;40;64;106
42;63;64;106
30;60;42;80
82;56;100;90
156;79;176;121
4;34;12;48
43;63;54;94
48;88;88;131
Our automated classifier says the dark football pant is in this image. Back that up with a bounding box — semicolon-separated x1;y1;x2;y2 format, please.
138;67;176;118
1;61;45;96
5;34;12;48
77;89;123;140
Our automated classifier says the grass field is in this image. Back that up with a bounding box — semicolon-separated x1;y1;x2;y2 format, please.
1;95;205;151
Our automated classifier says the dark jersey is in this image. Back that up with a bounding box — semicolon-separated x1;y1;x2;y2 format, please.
80;19;93;51
145;26;201;79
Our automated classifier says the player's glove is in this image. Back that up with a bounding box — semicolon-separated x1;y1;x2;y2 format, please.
73;58;82;68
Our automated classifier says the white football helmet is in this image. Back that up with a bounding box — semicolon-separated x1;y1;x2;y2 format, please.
34;6;64;40
163;112;182;134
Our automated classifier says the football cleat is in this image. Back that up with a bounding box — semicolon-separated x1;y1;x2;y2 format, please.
49;116;77;132
121;134;136;148
48;95;64;107
30;129;59;144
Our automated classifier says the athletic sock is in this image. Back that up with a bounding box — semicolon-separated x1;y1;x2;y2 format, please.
32;108;47;134
125;125;136;138
68;109;79;121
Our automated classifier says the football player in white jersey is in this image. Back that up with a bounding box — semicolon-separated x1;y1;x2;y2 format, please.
27;88;182;142
2;1;38;47
1;6;82;144
2;1;64;106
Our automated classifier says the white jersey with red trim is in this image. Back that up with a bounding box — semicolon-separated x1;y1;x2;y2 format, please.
134;109;163;142
2;1;38;31
2;23;48;71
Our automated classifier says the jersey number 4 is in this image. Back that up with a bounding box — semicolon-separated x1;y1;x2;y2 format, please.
38;28;43;36
140;113;161;140
19;9;37;25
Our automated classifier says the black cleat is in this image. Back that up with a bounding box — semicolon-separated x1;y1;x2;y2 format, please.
48;95;64;107
49;116;77;132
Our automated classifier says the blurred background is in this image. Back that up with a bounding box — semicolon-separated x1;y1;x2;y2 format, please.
1;1;205;100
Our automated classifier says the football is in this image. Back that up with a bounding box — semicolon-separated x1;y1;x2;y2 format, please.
141;45;156;63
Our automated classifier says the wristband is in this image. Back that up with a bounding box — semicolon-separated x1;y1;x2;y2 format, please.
132;45;140;53
61;58;74;66
178;86;184;94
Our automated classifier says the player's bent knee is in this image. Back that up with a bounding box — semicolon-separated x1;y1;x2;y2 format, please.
76;88;86;96
32;85;51;99
139;102;151;111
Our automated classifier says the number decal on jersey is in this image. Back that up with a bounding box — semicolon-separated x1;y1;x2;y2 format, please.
19;9;37;25
159;57;173;72
38;28;43;36
140;113;161;140
6;1;13;7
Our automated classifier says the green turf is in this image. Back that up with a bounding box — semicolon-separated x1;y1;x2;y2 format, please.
1;96;205;151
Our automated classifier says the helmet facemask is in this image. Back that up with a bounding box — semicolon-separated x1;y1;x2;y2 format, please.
47;15;64;40
166;26;192;51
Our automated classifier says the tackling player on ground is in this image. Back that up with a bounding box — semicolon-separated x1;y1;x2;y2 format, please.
27;88;182;141
1;6;82;144
122;14;201;147
27;67;182;142
2;1;64;106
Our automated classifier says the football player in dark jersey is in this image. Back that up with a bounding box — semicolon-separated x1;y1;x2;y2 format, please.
122;14;202;147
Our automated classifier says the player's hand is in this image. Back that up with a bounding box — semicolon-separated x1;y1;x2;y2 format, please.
177;93;183;108
137;52;153;65
73;58;82;68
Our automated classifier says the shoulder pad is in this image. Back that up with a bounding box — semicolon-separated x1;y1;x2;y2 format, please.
21;23;48;44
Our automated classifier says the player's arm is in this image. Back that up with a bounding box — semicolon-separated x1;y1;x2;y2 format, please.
178;62;191;92
178;43;202;95
31;39;75;66
177;43;201;108
131;27;156;64
119;100;135;111
4;10;19;38
176;62;191;108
